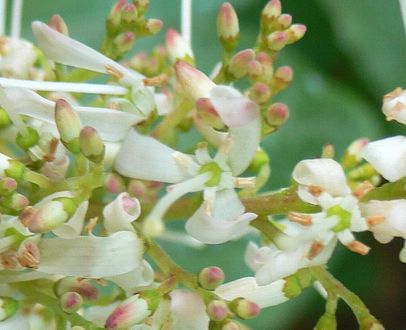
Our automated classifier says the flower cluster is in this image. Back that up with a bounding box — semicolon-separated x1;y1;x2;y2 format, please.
0;0;401;329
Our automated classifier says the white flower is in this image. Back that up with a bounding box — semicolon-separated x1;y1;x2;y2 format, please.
382;87;406;124
360;136;406;182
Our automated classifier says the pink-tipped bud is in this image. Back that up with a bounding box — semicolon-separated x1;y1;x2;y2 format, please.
256;52;273;82
175;61;215;101
234;299;260;320
121;3;138;24
107;0;127;30
144;19;163;35
55;99;82;154
4;193;29;211
0;177;17;196
60;292;83;313
133;0;149;15
217;2;240;52
265;102;289;126
113;32;136;53
286;24;307;44
249;82;271;104
207;300;229;321
196;98;224;129
273;65;293;91
105;173;126;194
127;180;146;198
48;15;69;35
261;0;282;30
105;295;152;330
267;31;288;51
198;266;225;290
227;49;255;79
54;278;99;302
247;60;263;81
276;14;292;29
222;320;241;330
165;29;194;63
79;126;105;163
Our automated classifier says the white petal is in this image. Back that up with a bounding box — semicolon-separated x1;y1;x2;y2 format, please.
193;116;227;148
154;93;171;115
215;277;289;308
185;189;256;244
32;21;143;85
37;231;144;278
114;129;192;183
360;136;406;182
169;290;209;330
228;117;261;176
0;270;48;283
107;261;154;293
103;193;141;234
0;312;30;330
52;201;89;238
382;89;406;124
293;159;350;204
209;86;259;128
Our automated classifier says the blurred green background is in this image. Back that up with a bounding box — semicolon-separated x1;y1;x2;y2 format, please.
9;0;406;328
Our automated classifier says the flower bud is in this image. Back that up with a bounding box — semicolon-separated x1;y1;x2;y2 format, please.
247;60;263;81
286;24;307;44
196;98;224;130
121;3;138;24
276;14;292;29
217;3;240;52
198;266;225;290
265;102;289;126
207;300;228;321
48;15;69;35
16;126;40;150
175;61;215;101
104;294;155;329
54;278;99;302
105;173;126;194
2;157;25;182
256;52;274;82
3;193;29;212
133;0;149;16
143;19;163;35
273;65;293;91
222;320;242;330
261;0;281;31
249;82;271;104
267;31;288;51
113;32;136;54
107;0;126;31
232;298;260;320
79;126;105;163
341;138;368;169
165;29;194;64
227;49;255;79
0;177;17;196
60;292;83;313
127;179;146;198
103;192;140;233
55;99;82;154
282;275;302;299
0;296;19;321
20;197;77;233
0;108;12;128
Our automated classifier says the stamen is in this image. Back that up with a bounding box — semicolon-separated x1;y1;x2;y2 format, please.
307;241;323;260
181;0;192;46
308;185;323;197
105;65;124;80
173;152;199;175
11;0;24;39
85;217;98;235
234;177;256;188
352;181;373;199
346;240;370;255
143;74;168;87
0;0;6;36
366;215;385;227
287;212;312;226
383;87;403;101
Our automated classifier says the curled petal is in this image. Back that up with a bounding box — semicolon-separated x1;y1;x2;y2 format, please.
360;136;406;182
186;189;256;244
37;231;144;278
169;290;209;330
115;129;193;183
215;277;289;308
107;261;154;293
52;201;89;238
32;21;142;85
293;159;350;204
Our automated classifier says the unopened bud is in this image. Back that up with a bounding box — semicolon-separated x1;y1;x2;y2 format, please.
0;177;17;196
261;0;282;31
207;300;228;321
133;0;149;16
105;173;126;194
20;197;77;233
105;294;154;329
48;15;69;35
249;82;271;104
128;180;146;198
232;298;260;320
286;24;306;44
0;108;12;128
341;138;369;169
198;266;225;290
79;126;105;163
60;292;83;313
267;31;288;51
114;32;136;53
217;2;240;52
16;127;39;150
55;99;81;154
54;278;99;302
196;98;224;129
265;102;289;126
247;60;263;81
107;0;127;31
283;275;302;298
4;193;29;211
121;4;138;24
227;49;255;79
165;29;194;64
321;143;335;159
0;296;19;321
103;192;140;233
222;320;242;330
256;52;273;81
315;313;337;330
273;65;293;90
276;14;292;29
3;158;25;182
143;19;163;35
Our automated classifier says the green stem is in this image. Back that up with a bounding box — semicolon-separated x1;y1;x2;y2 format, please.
311;267;383;329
